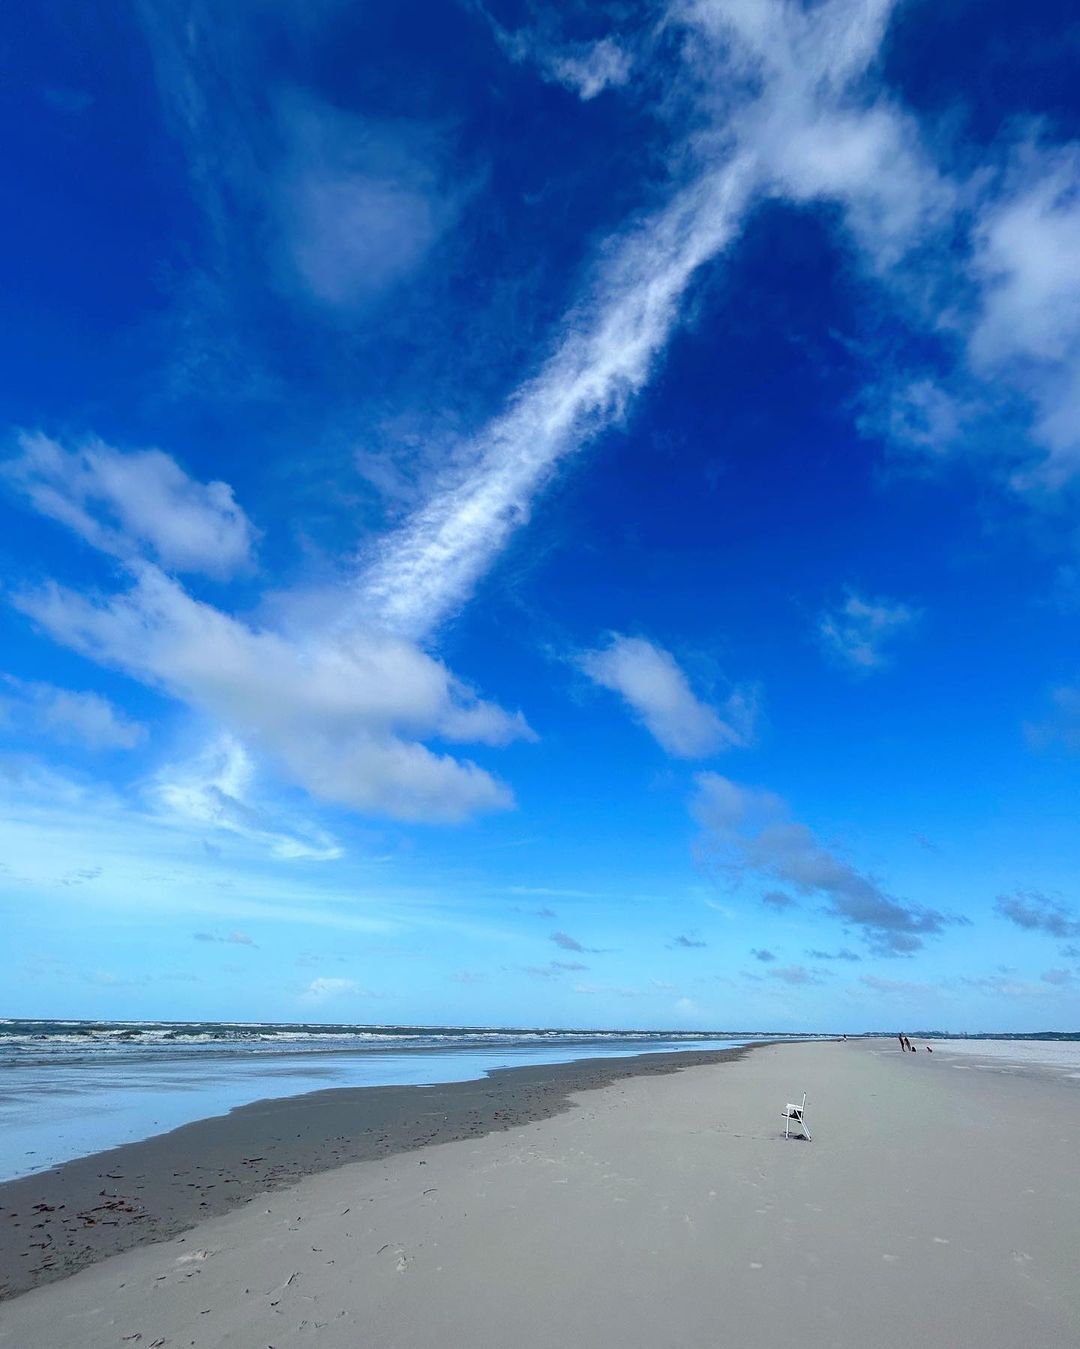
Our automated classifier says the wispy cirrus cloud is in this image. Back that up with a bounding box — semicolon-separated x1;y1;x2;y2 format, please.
354;157;755;638
274;95;463;311
692;772;959;953
0;756;401;935
138;2;461;318
818;590;920;672
153;736;342;862
493;20;633;103
580;634;755;757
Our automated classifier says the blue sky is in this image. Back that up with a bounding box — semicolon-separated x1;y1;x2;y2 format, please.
3;0;1080;1033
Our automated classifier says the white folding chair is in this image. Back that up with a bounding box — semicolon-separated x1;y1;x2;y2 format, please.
781;1092;811;1140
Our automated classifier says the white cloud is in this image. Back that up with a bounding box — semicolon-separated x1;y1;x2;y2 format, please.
818;591;919;671
683;6;1080;496
841;134;1080;493
580;633;754;757
969;149;1080;369
692;772;955;953
5;432;256;577
0;677;145;750
16;563;530;824
547;38;633;101
866;379;971;457
968;144;1080;489
498;27;633;101
683;0;951;270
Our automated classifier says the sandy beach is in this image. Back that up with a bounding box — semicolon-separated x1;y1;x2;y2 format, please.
0;1045;751;1300
2;1038;1078;1348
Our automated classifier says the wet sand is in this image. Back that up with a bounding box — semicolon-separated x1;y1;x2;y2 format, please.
0;1043;753;1300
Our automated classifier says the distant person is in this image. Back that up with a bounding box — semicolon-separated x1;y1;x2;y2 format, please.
898;1034;905;1051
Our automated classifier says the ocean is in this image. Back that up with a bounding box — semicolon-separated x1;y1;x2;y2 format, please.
0;1018;778;1182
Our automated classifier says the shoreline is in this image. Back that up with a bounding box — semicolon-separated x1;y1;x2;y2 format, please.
0;1040;765;1300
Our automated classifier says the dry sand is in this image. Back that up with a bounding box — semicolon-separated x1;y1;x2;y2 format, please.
2;1038;1078;1348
